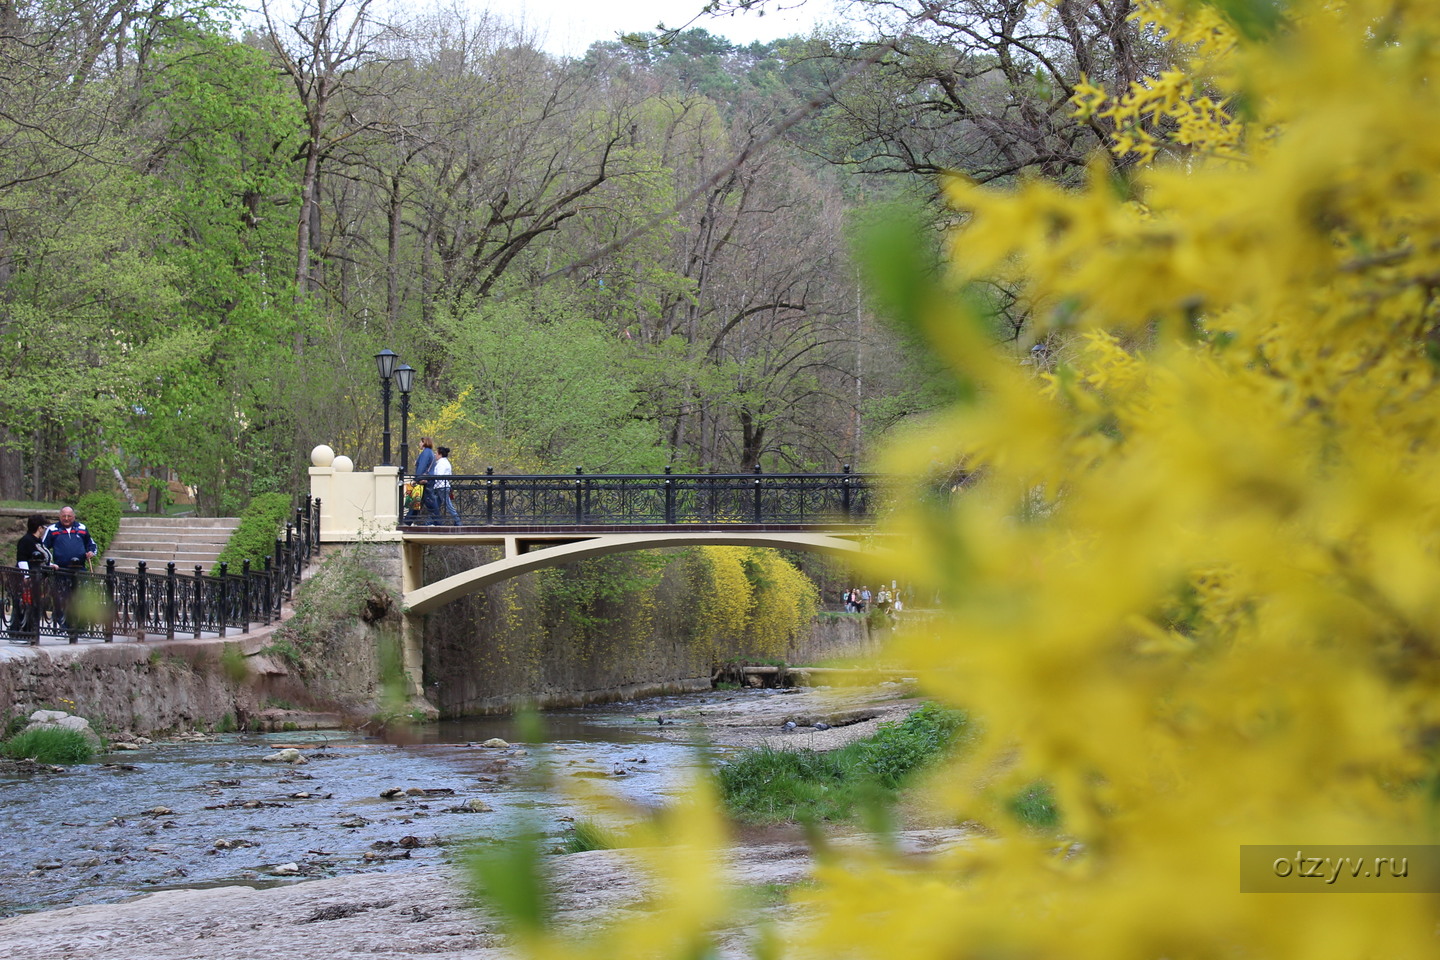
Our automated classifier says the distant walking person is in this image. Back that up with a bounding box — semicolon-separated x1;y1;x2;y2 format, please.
431;446;461;525
8;514;49;635
42;506;96;634
406;437;436;525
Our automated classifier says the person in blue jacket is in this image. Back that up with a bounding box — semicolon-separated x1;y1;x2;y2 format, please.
42;506;97;634
406;437;436;525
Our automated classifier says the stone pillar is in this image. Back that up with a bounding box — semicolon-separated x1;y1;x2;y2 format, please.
309;445;402;543
398;539;435;716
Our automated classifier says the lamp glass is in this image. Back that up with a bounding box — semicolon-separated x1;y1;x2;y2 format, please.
395;363;415;394
375;348;399;379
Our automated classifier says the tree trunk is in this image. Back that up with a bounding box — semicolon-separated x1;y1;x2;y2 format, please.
0;429;23;500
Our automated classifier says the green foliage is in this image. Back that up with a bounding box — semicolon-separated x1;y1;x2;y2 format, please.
219;643;249;684
3;727;95;764
437;304;667;471
213;492;292;571
718;704;968;823
376;629;408;716
1006;781;1060;830
467;829;553;939
560;820;617;854
75;491;122;556
850;704;969;789
538;554;672;633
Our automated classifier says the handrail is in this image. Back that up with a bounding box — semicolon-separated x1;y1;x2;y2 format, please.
398;469;876;527
0;496;322;646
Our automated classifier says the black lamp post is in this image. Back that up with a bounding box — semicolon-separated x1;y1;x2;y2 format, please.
396;363;415;475
375;348;399;466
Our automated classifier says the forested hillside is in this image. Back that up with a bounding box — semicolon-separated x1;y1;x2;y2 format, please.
0;0;1138;512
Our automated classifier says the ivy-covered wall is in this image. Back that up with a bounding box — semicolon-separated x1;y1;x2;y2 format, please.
421;545;844;716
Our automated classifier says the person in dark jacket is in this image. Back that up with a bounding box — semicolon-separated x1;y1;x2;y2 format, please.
42;506;97;570
8;514;49;635
406;437;436;525
41;506;96;634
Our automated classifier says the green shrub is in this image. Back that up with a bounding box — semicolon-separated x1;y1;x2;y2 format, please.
76;490;122;556
4;727;95;764
718;704;969;824
213;492;293;572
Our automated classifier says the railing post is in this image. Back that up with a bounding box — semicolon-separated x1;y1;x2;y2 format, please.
303;497;314;563
166;562;177;641
284;524;295;601
293;506;303;560
136;561;148;641
105;559;117;642
31;567;49;645
664;465;675;524
485;467;494;524
262;556;273;626
274;537;285;610
842;463;852;519
312;497;322;555
575;466;584;523
194;565;204;639
241;559;252;631
217;562;228;638
753;463;763;523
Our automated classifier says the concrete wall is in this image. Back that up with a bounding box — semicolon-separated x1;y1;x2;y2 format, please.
0;643;264;736
0;545;876;732
420;546;876;717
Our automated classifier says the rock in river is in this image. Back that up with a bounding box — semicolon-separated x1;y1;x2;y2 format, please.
263;748;307;765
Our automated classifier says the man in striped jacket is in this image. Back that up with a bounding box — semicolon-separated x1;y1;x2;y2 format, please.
42;506;96;635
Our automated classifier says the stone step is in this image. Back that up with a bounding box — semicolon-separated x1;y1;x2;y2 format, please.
101;516;243;573
107;547;224;561
109;532;237;545
118;517;240;530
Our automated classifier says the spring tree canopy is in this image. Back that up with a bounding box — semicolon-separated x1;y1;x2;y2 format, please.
473;0;1440;955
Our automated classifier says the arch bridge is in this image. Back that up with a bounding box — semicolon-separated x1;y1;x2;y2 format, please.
307;463;882;710
398;468;878;611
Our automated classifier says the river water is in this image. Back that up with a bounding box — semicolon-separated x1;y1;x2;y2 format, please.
0;690;756;918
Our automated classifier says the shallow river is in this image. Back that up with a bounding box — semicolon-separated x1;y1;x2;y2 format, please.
0;690;756;917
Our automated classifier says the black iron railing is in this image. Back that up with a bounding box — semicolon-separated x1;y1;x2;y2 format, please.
399;468;874;527
1;497;322;646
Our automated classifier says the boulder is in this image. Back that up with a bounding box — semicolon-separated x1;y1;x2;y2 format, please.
479;738;509;748
262;748;307;765
23;710;103;749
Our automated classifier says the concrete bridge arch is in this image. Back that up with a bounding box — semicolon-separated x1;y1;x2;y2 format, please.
403;531;868;615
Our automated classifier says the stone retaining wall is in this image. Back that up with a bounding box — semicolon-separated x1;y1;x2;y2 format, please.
0;546;879;732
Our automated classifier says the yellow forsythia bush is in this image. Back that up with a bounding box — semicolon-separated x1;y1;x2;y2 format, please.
481;0;1440;956
688;546;818;660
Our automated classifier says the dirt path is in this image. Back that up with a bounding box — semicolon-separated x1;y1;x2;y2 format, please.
0;684;937;960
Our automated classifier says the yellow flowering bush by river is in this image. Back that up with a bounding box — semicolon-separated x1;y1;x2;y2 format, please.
471;0;1440;956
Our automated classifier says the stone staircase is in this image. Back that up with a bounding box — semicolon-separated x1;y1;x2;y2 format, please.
102;516;241;574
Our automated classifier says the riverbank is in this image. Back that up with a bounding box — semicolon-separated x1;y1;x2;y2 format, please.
0;828;966;960
0;684;937;958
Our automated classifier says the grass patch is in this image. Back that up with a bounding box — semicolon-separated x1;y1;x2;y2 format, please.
1007;781;1061;830
4;727;95;764
718;703;968;824
559;820;617;854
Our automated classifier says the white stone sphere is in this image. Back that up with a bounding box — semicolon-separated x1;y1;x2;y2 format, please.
311;444;335;467
333;455;354;472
